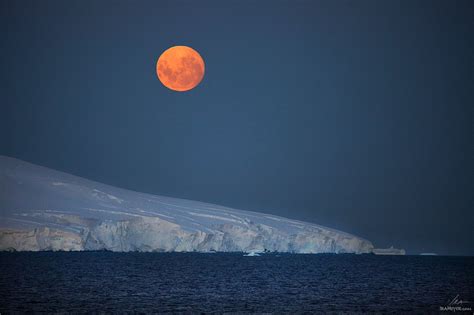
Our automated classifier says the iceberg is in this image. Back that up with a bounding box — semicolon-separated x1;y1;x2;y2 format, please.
0;156;374;254
243;252;261;257
372;246;406;255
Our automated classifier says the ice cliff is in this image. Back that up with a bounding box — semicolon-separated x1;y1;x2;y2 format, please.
0;156;374;253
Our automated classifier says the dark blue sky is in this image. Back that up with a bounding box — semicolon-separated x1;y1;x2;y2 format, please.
1;0;473;255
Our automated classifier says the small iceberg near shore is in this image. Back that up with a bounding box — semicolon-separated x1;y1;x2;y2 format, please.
243;252;261;257
373;246;405;255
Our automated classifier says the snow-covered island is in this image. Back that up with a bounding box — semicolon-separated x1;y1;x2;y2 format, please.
0;156;379;254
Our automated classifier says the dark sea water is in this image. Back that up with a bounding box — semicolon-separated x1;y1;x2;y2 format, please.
0;252;473;313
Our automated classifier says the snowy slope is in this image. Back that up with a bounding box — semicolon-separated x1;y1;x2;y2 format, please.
0;156;374;253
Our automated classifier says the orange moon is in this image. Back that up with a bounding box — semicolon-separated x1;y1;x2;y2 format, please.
156;46;205;92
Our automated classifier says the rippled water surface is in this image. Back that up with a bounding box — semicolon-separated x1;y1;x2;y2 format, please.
1;252;473;313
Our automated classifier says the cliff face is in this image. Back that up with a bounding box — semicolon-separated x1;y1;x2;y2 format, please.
0;156;374;253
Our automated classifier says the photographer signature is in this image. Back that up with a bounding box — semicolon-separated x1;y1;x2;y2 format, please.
440;295;472;312
448;295;470;306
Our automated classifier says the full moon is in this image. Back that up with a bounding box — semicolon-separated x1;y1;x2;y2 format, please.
156;46;205;92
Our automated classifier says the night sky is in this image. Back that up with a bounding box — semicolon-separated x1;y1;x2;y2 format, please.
1;0;473;255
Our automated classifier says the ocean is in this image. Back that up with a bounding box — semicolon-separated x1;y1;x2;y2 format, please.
1;252;473;313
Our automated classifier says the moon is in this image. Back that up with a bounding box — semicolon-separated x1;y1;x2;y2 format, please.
156;46;205;92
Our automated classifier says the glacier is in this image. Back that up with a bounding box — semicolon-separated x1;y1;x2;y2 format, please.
0;156;374;253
